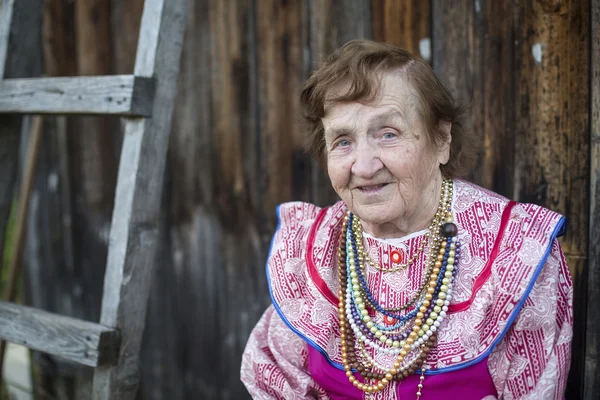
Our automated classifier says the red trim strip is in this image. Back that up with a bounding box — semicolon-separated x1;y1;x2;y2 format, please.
448;201;517;314
306;207;339;306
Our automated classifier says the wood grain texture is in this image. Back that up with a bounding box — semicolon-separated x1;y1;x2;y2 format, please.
197;1;268;398
92;0;189;397
110;0;145;75
0;0;42;284
371;0;430;60
512;2;590;398
308;0;370;206
23;1;85;390
111;0;179;397
0;75;155;115
0;116;43;375
20;1;597;399
256;0;311;229
0;300;120;367
585;1;600;397
0;0;15;77
431;0;515;195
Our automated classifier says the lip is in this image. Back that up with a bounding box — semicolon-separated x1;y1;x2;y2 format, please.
355;183;389;193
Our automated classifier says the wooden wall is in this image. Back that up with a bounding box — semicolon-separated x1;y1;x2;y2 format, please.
18;0;595;399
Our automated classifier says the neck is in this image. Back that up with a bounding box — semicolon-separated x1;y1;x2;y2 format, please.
361;174;446;239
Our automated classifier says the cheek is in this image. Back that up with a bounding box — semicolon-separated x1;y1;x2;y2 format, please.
327;157;351;189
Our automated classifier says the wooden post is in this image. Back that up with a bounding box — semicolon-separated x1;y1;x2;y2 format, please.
91;0;188;397
586;1;600;397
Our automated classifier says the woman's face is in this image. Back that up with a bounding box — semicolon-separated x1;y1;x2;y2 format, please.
322;72;450;237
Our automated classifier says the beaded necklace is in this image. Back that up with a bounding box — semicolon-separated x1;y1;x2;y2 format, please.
355;179;453;314
359;180;452;274
337;178;460;398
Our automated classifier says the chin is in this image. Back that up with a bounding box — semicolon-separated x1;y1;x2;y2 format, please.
352;207;396;226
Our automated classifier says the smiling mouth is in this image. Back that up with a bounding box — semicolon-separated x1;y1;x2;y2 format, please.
357;183;388;192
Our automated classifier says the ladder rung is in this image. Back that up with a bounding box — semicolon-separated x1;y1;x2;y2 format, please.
0;300;120;367
0;75;155;116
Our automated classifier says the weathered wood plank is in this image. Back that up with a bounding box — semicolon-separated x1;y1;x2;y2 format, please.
110;0;182;398
92;0;189;397
187;1;266;398
257;0;310;229
110;0;144;75
0;0;15;77
308;0;370;206
371;0;430;61
585;1;600;398
512;2;590;398
22;3;87;395
0;116;44;375
0;300;120;367
0;0;42;304
431;0;515;194
209;0;256;228
0;75;155;116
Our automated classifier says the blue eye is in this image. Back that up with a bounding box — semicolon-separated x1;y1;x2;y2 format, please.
382;132;396;139
336;139;350;147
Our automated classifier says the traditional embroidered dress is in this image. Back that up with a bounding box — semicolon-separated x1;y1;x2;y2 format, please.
241;180;573;400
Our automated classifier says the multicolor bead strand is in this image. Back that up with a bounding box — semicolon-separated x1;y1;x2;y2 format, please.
337;178;460;395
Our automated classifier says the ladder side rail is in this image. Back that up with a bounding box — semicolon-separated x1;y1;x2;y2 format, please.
92;0;188;398
0;0;15;78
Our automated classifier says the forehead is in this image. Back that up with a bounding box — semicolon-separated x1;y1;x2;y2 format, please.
323;72;419;130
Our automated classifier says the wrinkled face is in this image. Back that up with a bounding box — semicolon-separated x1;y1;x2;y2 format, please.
322;72;450;235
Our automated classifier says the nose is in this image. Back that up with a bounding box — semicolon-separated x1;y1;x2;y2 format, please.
351;140;383;179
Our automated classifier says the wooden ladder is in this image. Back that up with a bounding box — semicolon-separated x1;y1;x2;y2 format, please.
0;0;188;398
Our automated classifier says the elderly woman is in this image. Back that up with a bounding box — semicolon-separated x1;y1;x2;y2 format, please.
241;40;573;400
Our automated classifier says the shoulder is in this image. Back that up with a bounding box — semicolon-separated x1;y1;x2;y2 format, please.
455;179;566;238
276;201;322;230
272;201;346;256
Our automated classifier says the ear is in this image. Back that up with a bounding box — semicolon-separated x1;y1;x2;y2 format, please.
437;121;452;165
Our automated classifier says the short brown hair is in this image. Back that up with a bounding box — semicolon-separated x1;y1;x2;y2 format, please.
300;39;478;178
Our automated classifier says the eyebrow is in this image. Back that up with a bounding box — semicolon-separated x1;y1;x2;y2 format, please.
368;109;404;125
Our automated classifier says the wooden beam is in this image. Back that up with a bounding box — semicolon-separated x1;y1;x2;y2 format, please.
92;0;189;397
0;75;155;116
585;1;600;397
0;300;120;367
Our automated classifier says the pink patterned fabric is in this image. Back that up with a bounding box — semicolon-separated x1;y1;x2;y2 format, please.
241;180;573;399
